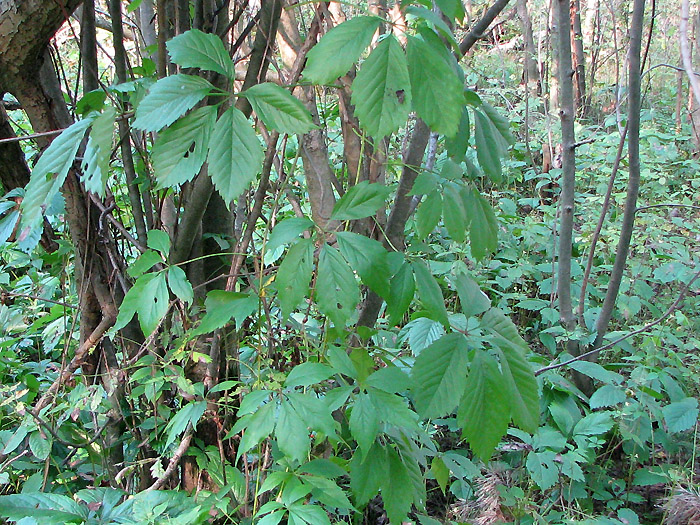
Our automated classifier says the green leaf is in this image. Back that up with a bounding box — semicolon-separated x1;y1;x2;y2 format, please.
406;35;463;136
365;366;410;393
404;6;460;51
0;494;87;523
285;362;334;388
152;105;216;188
526;451;559;490
266;217;313;255
590;385;627;409
415;191;442;240
435;0;466;21
276;400;310;462
411;333;469;418
463;186;498;260
473;108;507;183
411;260;449;327
663;397;699;433
350;392;379;455
208;106;264;204
81;106;116;196
431;456;450;494
3;425;28;455
573;412;614;437
166;29;235;78
303;16;382;85
492;336;539;433
351;34;411;139
442;182;467;243
28;432;51;461
0;210;19;245
386;261;415;325
336;231;390;298
236;401;276;461
132;74;214;132
242;83;316;134
317;244;360;328
276;237;314;319
350;443;386;506
127;250;162;278
330;180;392;220
147;229;171;255
299;459;347;479
458;351;510;460
167;266;193;304
451;273;490;318
288;503;332;525
481;102;515;146
568;360;623;385
381;448;414;524
193;291;257;335
445;107;470;160
19;118;93;251
287;392;338;439
114;273;169;336
164;401;206;449
257;510;286;525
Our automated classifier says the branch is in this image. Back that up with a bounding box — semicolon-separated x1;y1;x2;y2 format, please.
536;267;700;376
147;427;193;490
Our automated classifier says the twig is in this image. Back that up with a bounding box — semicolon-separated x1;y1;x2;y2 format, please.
0;291;76;309
536;267;700;376
0;129;64;144
573;137;596;148
636;203;700;213
147;427;193;490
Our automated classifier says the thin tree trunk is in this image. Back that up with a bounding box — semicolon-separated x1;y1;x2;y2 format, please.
571;0;587;115
555;0;581;388
517;0;539;93
592;0;645;357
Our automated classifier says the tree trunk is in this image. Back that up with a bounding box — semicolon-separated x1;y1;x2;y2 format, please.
516;0;540;91
571;0;587;115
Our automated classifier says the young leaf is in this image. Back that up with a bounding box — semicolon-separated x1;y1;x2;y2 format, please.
404;6;460;51
208;106;264;204
193;291;257;335
431;456;450;494
336;231;391;299
132;74;215;132
81;106;116;196
19;118;93;251
276;237;314;319
350;392;379;455
406;35;463;136
386;261;415;325
330;180;392;221
463;186;498;260
351;34;411;139
411;333;470;418
152;105;217;188
276;400;310;463
167;266;193;304
303;16;382;85
166;29;235;78
242;83;316;134
163;401;206;449
415;191;442;240
317;244;360;327
411;260;449;327
458;350;510;460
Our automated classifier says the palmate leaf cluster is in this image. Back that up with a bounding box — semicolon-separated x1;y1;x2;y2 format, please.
3;5;543;524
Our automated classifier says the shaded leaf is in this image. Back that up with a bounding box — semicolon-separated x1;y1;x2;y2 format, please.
208;106;264;204
351;35;411;139
276;238;314;319
81;106;116;196
330;181;392;221
411;260;449;327
167;29;235;78
317;244;360;327
386;261;416;325
132;74;214;132
242;83;316;134
336;231;390;298
303;16;382;85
